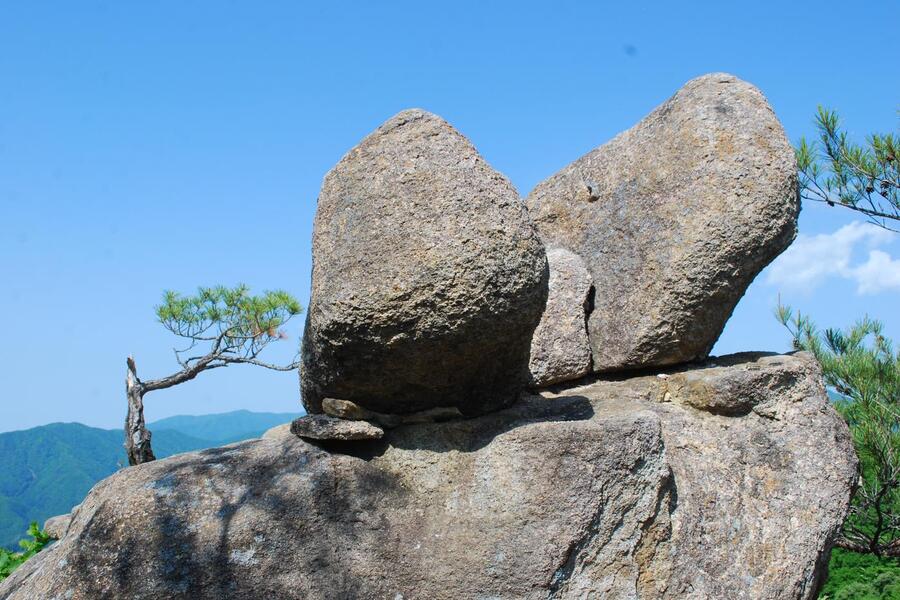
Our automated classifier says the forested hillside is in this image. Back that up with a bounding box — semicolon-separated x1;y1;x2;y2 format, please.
0;411;298;549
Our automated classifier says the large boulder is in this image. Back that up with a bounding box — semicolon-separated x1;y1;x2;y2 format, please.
550;353;858;599
301;109;548;416
528;247;594;386
525;73;799;371
1;353;856;600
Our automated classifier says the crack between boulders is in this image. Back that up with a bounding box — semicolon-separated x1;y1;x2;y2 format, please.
583;284;596;372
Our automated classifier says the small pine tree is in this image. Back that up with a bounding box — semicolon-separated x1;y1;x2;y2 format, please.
0;523;51;582
777;303;900;556
795;107;900;231
125;285;302;465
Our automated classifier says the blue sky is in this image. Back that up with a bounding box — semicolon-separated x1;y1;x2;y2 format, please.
1;1;899;433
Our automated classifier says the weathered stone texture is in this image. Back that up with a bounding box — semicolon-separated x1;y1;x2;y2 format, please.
290;414;384;441
545;352;857;599
42;513;72;540
526;73;799;371
301;109;548;416
528;247;594;387
1;353;855;600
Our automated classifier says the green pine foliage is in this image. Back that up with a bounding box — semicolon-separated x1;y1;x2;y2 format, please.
157;284;302;355
0;522;50;582
777;304;900;556
796;107;900;230
777;305;900;596
123;284;302;465
820;549;900;599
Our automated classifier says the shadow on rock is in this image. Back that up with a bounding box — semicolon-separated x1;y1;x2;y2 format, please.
317;393;594;459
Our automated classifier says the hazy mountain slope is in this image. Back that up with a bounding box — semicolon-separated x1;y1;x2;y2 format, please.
0;423;125;548
0;410;299;549
150;410;300;442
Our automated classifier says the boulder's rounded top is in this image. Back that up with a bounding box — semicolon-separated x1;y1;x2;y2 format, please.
372;108;455;137
383;107;441;123
654;73;776;124
686;71;741;84
679;72;764;92
326;107;483;179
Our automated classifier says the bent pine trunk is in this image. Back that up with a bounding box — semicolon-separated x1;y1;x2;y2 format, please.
125;356;156;466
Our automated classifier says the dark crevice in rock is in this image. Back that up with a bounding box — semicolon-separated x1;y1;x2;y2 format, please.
688;404;755;418
308;437;390;461
387;394;595;454
541;351;786;397
583;284;596;372
596;351;783;382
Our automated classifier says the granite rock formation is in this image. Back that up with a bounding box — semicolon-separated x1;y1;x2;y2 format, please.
0;353;856;600
301;109;547;416
289;414;384;441
526;73;799;372
0;78;853;600
528;247;594;386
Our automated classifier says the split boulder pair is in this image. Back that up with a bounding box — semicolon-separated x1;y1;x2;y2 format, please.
300;73;799;420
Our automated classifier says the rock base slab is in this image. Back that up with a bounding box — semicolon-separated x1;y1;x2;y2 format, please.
0;353;855;600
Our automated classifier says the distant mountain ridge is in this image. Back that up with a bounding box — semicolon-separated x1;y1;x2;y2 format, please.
151;409;299;444
0;410;300;549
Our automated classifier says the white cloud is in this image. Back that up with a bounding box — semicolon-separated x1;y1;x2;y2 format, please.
852;250;900;294
766;222;900;295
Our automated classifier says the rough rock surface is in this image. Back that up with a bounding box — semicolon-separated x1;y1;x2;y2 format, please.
1;353;855;600
526;73;799;371
261;423;291;440
528;247;594;386
544;352;857;599
301;109;548;416
42;513;72;540
290;414;384;441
